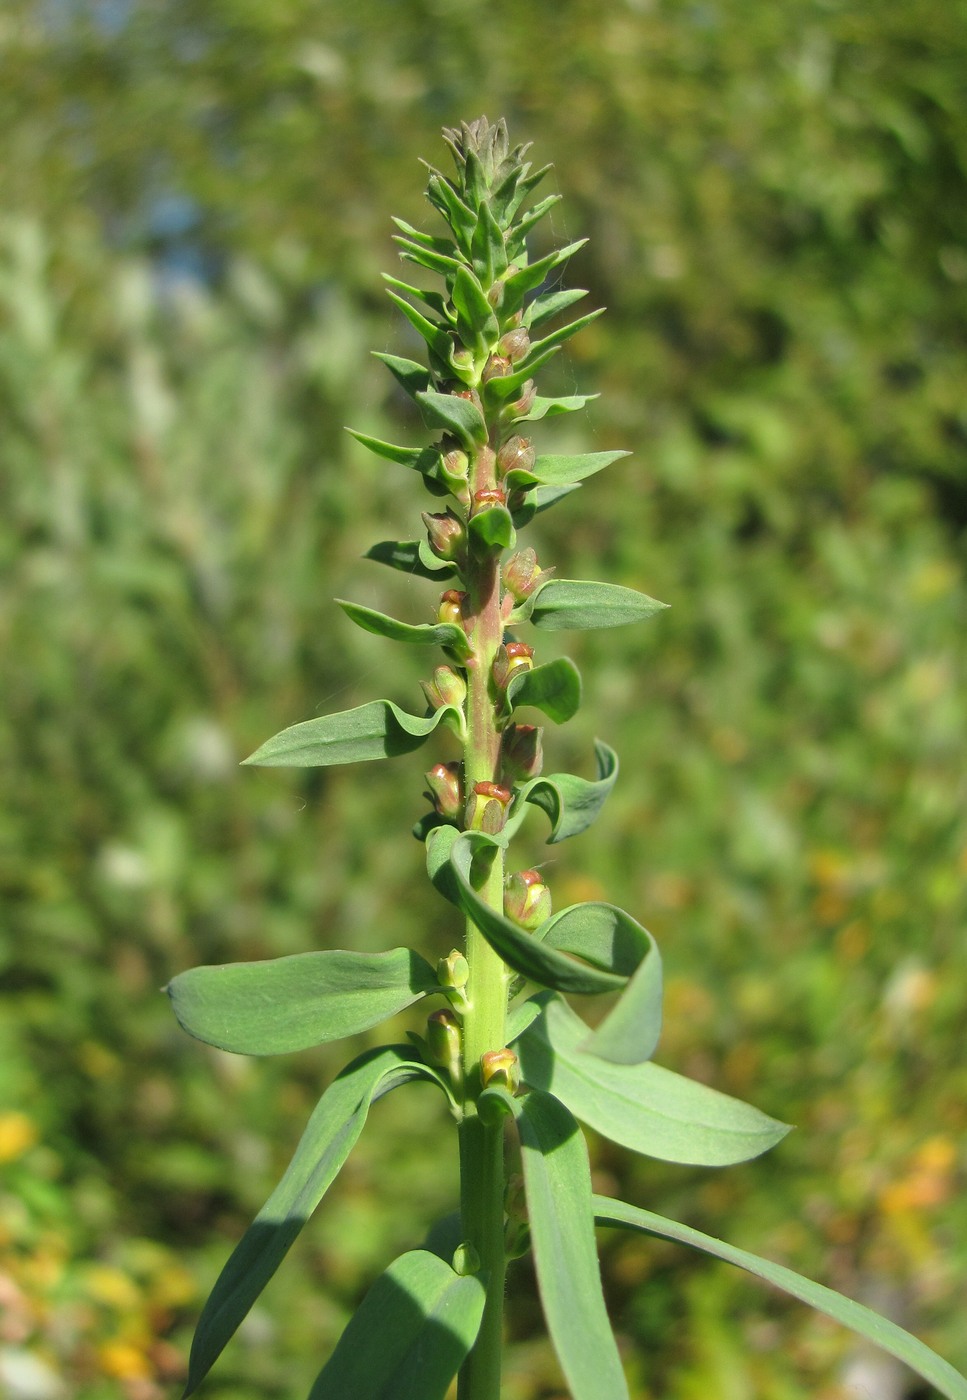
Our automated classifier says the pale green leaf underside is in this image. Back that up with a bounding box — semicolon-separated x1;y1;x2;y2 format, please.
527;578;669;631
167;948;439;1056
513;1091;629;1400
307;1249;486;1400
365;539;457;582
505;737;618;843
184;1048;451;1396
506;656;582;724
514;995;790;1165
243;698;463;767
336;598;471;658
593;1198;967;1400
427;829;628;996
416;388;488;448
531;449;630;486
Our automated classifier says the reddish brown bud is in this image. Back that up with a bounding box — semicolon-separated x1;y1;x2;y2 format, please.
472;486;507;513
453;386;483;414
509;380;536;417
465;781;512;834
437;589;467;627
500;723;544;782
425;1008;463;1085
482;354;512;383
504;869;552;930
502;548;553;604
496;436;536;479
492;641;534;689
497;328;531;363
422;509;466;562
425;761;464;819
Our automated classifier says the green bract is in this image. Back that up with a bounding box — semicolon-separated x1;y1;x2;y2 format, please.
170;117;967;1400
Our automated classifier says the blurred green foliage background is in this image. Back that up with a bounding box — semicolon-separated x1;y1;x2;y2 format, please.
1;1;965;1396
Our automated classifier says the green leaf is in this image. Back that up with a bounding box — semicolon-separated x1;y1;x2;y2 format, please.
510;482;582;526
537;906;662;1064
467;504;516;550
183;1047;452;1396
501;240;587;316
530;450;630;487
336;599;471;659
508;193;563;249
514;995;790;1165
381;274;452;323
515;393;598;423
506;657;582;724
307;1249;486;1400
243;698;463;768
424;172;476;255
470;200;508;284
505;737;618;843
505;1091;629;1400
385;290;453;362
451;264;498;348
390;217;458;254
524;307;604;362
426;830;626;996
167;948;439;1056
480;345;562;403
415;390;488;449
394;235;464;278
371;352;432;400
364;540;457;582
523;578;669;631
593;1198;967;1400
345;429;440;477
524;286;588;330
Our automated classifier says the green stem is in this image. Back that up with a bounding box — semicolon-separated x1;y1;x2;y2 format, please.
458;496;509;1400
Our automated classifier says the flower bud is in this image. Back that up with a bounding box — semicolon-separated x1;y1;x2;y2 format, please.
437;589;467;627
504;869;551;930
452;1242;481;1276
440;446;470;485
425;761;464;819
421;665;467;711
437;948;470;993
492;641;534;690
482;354;512;384
472;486;507;513
502;548;553;604
508;379;536;417
465;781;512;834
500;723;544;782
453;385;483;414
425;1008;463;1085
480;1047;520;1093
497;328;531;363
450;344;474;375
496;436;535;479
422;509;466;563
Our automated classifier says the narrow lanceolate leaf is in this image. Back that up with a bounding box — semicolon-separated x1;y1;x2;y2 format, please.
505;738;618;843
515;393;599;423
537;907;662;1065
510;482;582;527
523;578;669;631
511;1091;629;1400
385;290;453;362
336;599;471;659
371;352;432;400
509;193;563;248
514;994;790;1166
381;274;451;323
243;698;463;768
183;1048;452;1396
451;263;498;346
167;948;439;1056
507;657;582;725
524;286;588;330
525;308;604;364
427;829;627;996
424;171;476;254
530;449;630;487
593;1199;967;1400
345;428;440;476
415;389;489;449
500;240;588;315
307;1250;486;1400
393;235;464;278
365;539;457;582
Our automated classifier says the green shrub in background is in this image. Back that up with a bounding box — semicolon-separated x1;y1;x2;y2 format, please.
1;1;965;1396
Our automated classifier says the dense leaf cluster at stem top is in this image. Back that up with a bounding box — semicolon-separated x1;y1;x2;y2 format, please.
166;119;967;1400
